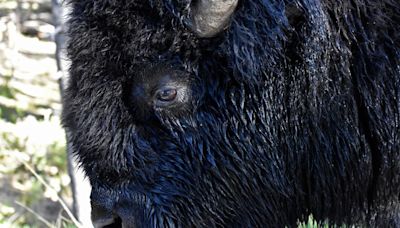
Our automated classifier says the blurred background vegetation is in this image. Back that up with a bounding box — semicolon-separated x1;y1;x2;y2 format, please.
0;0;76;227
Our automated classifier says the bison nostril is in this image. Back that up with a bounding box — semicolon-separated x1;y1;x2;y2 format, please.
91;201;122;228
93;216;121;228
102;216;122;228
91;191;147;228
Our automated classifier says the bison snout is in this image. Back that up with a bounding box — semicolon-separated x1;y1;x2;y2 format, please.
91;190;148;228
91;202;121;228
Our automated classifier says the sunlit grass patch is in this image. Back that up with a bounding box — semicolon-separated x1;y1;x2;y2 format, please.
297;215;350;228
0;83;17;99
0;116;73;227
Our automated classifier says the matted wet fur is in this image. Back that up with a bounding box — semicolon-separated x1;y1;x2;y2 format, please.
63;0;400;227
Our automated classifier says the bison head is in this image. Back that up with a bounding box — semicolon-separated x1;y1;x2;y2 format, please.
63;0;400;227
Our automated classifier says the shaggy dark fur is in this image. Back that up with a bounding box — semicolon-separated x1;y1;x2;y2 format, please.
63;0;400;227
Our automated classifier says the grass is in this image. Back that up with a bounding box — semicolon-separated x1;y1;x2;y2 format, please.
0;84;17;99
0;126;80;227
297;215;351;228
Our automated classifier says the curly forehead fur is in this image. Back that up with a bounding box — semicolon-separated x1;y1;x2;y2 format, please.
63;0;400;227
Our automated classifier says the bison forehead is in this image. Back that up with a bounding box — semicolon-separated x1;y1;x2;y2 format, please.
68;0;205;66
67;0;292;83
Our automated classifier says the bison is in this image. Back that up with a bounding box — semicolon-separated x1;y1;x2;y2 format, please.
62;0;400;227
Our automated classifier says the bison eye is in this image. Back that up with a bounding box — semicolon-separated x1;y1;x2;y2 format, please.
154;87;180;107
156;88;177;102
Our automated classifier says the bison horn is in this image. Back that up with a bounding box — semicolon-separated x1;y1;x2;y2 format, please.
189;0;239;38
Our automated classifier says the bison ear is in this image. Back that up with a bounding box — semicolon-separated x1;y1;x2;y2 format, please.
189;0;239;38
